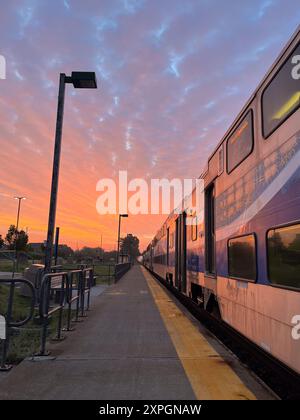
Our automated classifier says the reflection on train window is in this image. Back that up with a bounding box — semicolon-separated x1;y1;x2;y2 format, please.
192;217;198;241
227;111;254;173
228;234;256;281
267;223;300;289
262;42;300;138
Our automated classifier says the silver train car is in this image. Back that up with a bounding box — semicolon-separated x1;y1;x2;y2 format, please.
144;26;300;375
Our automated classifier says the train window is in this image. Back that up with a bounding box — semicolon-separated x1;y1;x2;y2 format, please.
192;217;198;241
226;111;254;174
267;223;300;290
218;145;224;175
228;234;256;281
262;42;300;138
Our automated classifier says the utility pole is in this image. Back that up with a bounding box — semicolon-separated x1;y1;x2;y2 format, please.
117;214;128;264
54;227;60;266
44;72;97;272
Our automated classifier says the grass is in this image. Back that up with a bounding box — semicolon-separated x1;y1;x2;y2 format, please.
0;260;30;273
61;263;116;285
93;264;115;284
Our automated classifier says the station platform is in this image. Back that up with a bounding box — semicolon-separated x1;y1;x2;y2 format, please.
0;265;275;400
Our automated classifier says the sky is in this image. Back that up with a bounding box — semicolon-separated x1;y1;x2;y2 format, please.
0;0;299;252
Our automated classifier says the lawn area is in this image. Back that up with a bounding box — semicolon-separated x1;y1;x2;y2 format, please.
93;264;115;284
61;263;116;285
0;259;29;273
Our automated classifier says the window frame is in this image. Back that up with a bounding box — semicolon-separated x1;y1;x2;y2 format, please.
261;41;300;139
218;145;224;176
226;109;255;174
227;232;257;283
266;221;300;292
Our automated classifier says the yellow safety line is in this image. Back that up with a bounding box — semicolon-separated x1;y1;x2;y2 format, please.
142;267;256;400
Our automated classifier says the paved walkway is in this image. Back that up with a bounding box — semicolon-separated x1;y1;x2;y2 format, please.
0;266;274;400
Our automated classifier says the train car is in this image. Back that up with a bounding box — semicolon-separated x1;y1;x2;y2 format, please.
145;26;300;375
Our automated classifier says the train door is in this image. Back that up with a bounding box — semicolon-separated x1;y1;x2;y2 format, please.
175;213;187;292
150;246;153;271
167;227;170;267
175;218;180;288
205;184;216;275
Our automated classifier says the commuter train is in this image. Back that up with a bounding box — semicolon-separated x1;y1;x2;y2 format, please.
143;26;300;375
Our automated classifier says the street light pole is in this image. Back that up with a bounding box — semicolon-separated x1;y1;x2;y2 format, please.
44;72;97;272
117;215;121;264
44;74;66;272
54;226;60;266
117;214;128;264
15;196;25;231
13;196;26;275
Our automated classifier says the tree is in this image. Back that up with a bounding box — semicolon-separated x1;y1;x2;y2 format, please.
120;234;140;261
74;247;104;263
5;225;28;251
0;235;4;249
288;234;300;252
57;244;74;259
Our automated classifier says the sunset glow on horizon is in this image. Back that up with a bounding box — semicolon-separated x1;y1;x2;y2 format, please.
1;0;300;252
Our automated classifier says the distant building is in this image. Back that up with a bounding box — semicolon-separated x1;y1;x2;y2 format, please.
28;243;44;253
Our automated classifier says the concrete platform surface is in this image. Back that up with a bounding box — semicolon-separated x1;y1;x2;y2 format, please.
0;265;275;400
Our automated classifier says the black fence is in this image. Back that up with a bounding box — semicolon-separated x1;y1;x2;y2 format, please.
0;262;133;370
115;263;132;282
92;263;116;284
91;263;132;284
0;267;93;370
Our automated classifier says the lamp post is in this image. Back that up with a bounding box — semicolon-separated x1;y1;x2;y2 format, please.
44;72;97;272
13;196;26;274
117;214;128;264
54;226;60;266
14;196;26;231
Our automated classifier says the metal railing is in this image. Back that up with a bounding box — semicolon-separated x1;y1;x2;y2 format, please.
115;262;132;282
38;267;94;356
81;268;93;315
50;265;63;273
38;271;69;356
0;266;95;367
66;269;82;328
0;278;36;371
0;263;133;369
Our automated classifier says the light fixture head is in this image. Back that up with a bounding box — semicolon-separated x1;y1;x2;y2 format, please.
71;72;97;89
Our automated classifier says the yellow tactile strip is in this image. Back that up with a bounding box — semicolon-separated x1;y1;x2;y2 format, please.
142;267;256;400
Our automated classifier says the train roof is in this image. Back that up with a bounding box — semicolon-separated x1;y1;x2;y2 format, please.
202;24;300;177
